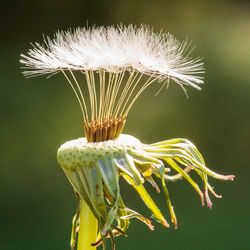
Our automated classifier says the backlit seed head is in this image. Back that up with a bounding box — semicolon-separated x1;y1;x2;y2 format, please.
20;25;204;143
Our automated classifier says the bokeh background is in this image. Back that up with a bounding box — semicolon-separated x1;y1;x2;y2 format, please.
1;0;250;249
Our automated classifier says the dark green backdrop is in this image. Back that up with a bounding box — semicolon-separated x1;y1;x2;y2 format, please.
1;0;249;249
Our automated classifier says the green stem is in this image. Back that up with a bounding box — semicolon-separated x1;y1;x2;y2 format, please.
77;198;98;250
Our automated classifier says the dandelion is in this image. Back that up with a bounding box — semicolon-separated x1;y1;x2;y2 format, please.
20;24;234;250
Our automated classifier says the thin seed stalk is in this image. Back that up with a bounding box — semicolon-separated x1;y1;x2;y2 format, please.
77;198;98;250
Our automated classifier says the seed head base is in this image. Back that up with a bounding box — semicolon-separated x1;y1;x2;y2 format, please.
84;115;127;142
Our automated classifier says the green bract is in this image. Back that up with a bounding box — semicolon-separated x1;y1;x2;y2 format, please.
57;134;234;248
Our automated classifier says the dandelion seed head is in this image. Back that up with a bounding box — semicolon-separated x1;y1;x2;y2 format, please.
20;24;204;89
20;24;235;250
20;25;205;140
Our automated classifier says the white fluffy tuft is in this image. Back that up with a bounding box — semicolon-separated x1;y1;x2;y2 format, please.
20;25;204;89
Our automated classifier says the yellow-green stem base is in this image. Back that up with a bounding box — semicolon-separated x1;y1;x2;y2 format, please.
77;199;98;250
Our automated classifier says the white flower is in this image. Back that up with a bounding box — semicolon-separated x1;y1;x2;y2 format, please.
20;24;204;90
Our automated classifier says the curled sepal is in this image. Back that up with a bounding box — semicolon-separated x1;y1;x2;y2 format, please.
104;194;130;236
113;152;144;185
97;157;120;236
120;207;155;230
144;138;234;208
122;174;169;227
161;173;177;229
70;194;80;250
165;158;204;206
93;225;127;249
67;168;103;220
147;138;235;181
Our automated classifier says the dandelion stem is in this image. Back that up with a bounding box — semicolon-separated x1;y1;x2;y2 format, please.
77;198;98;250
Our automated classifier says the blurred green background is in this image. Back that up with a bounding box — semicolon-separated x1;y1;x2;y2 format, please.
1;0;250;249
